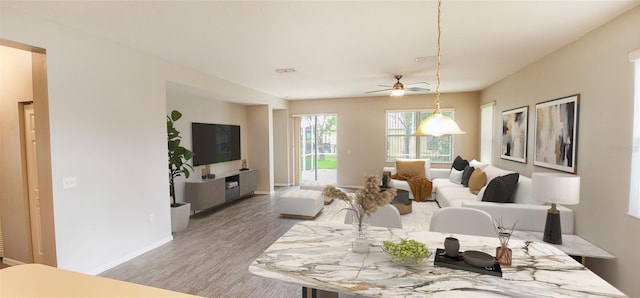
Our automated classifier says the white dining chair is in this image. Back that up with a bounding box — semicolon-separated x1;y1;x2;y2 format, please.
429;207;495;237
343;204;403;229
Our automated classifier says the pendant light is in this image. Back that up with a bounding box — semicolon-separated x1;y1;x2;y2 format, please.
414;0;465;137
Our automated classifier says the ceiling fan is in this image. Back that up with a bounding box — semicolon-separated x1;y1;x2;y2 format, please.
365;75;430;96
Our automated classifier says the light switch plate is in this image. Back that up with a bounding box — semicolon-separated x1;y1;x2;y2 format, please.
63;176;77;189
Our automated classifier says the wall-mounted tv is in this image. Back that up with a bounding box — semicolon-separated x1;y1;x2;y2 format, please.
192;122;241;166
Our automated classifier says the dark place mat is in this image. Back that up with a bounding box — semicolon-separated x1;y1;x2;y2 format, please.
433;248;502;277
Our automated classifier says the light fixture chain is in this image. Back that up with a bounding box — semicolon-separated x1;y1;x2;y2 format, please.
434;0;442;114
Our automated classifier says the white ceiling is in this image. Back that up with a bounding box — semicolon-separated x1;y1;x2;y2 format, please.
3;1;639;100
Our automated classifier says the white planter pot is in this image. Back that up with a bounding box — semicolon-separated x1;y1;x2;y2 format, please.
171;203;191;233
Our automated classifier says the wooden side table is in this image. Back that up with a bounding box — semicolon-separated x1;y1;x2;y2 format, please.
389;189;412;214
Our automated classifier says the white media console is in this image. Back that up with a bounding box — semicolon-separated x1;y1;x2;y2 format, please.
185;169;257;211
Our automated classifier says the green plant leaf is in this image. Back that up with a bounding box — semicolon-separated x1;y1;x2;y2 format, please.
170;110;182;121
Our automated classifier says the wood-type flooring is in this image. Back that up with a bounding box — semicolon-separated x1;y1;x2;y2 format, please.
100;187;440;297
100;187;302;298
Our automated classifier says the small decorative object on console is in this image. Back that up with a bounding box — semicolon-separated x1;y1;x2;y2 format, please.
240;159;249;171
205;164;215;179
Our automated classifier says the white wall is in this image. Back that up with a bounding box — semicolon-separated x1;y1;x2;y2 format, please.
1;6;283;274
247;105;274;194
273;109;291;186
166;89;249;204
481;6;640;297
289;92;480;187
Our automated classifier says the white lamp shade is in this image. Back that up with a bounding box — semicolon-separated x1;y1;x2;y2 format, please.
414;113;466;136
532;172;580;205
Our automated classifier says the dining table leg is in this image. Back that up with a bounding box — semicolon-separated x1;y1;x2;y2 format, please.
302;286;317;298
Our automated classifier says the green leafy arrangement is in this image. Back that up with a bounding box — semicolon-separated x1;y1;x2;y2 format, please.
383;239;430;265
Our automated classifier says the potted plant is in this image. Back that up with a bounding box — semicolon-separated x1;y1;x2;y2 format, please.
167;110;194;233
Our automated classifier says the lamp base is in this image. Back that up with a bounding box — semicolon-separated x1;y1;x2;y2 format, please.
543;206;563;244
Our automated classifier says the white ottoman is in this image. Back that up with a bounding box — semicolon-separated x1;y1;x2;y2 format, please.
300;181;334;204
278;189;324;219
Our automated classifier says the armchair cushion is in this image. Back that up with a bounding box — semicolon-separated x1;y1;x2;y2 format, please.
396;159;426;178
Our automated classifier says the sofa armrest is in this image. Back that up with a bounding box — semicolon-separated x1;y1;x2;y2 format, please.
382;167;397;175
431;168;450;179
460;201;574;234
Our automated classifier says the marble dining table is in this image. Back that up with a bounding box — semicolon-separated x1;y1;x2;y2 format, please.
249;221;626;297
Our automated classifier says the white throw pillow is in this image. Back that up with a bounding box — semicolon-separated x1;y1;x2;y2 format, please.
477;185;487;201
449;168;463;184
469;159;489;170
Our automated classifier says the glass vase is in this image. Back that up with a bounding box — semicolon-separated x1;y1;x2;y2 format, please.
496;246;512;266
351;213;370;253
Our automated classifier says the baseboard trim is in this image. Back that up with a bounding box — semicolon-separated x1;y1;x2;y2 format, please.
274;183;292;187
87;235;173;275
2;257;26;266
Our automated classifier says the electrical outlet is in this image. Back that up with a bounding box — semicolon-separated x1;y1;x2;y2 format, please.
149;213;156;224
62;176;77;189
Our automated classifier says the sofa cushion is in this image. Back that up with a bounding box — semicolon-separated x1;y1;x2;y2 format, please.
483;165;515;182
477;185;487;200
449;168;463;184
511;175;537;205
437;187;478;207
395;158;431;179
461;165;475;187
452;155;469;171
482;173;519;203
468;168;488;195
469;159;489;170
396;159;426;178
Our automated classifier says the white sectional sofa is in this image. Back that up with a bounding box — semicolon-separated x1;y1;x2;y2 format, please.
384;161;574;234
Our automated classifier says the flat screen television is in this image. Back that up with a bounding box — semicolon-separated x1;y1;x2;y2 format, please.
192;122;241;166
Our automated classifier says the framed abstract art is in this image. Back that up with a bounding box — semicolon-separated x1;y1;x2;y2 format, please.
534;94;579;173
501;106;528;163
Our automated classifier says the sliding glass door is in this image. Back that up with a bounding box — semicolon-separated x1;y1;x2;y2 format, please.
299;115;337;184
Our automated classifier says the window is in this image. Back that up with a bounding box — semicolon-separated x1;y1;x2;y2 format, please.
386;110;454;163
629;48;640;218
480;102;495;164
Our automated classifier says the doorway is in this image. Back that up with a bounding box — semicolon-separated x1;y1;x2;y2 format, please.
22;103;44;263
0;39;56;266
298;115;337;184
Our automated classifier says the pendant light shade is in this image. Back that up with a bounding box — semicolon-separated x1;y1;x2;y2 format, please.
413;0;465;136
415;112;465;137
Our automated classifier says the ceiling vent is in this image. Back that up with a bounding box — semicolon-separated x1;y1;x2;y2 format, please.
275;68;296;73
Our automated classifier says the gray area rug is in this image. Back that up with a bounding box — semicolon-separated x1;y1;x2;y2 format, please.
314;199;440;231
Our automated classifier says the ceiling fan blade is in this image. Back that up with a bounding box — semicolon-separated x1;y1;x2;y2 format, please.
365;88;392;94
406;82;429;86
378;84;393;88
406;87;431;92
